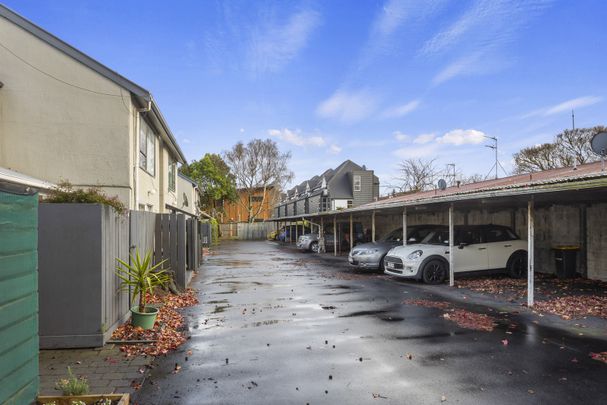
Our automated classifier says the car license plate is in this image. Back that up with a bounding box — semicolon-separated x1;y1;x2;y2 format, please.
386;262;395;269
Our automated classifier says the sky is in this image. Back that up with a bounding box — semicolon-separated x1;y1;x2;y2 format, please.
5;0;607;193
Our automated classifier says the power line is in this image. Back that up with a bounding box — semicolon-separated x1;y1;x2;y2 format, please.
0;40;124;98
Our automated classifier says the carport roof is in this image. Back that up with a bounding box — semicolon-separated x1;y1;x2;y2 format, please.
273;161;607;220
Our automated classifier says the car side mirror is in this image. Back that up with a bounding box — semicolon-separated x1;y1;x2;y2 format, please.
458;243;467;250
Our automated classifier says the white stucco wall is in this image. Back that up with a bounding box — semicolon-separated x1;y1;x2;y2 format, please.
0;16;134;206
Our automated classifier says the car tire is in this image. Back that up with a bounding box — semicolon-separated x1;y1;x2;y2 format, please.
507;251;527;279
378;256;386;273
422;259;447;284
310;242;319;253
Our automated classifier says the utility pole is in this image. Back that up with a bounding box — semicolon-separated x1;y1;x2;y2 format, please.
446;163;456;186
572;109;575;130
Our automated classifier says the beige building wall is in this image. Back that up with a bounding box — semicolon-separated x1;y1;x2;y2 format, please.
0;16;134;206
0;15;185;213
176;174;200;217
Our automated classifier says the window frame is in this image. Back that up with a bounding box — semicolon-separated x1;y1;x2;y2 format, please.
353;175;362;192
168;158;176;192
139;120;156;177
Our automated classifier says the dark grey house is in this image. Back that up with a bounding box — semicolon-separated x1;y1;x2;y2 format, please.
274;160;379;218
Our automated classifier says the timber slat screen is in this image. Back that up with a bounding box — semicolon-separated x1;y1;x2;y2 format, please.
0;189;39;405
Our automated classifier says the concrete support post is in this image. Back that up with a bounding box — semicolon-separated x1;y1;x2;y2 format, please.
527;200;535;307
290;223;293;244
349;214;354;250
333;215;338;256
449;204;455;287
295;220;299;242
402;208;407;246
371;211;376;243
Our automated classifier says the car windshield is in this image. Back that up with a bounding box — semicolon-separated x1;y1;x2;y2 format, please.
381;228;402;242
420;230;450;245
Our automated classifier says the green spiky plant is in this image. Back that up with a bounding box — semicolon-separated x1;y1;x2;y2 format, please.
54;367;89;396
115;251;171;313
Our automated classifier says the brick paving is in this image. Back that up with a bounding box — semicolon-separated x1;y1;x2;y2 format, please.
39;344;153;395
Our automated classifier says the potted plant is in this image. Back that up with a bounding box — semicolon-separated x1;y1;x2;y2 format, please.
37;367;129;404
115;250;171;329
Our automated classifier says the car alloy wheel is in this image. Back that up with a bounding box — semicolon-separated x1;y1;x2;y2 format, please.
310;242;319;253
508;252;528;279
422;259;447;284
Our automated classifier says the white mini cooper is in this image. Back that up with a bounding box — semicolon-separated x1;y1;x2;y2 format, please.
384;225;527;284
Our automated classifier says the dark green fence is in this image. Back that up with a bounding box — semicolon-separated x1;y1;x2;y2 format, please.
0;188;39;405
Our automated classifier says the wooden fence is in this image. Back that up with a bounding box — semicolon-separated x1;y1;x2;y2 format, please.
219;222;275;240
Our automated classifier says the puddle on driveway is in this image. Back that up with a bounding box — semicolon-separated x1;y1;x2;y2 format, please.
340;310;388;318
212;305;230;314
378;315;404;322
241;319;291;328
390;331;470;340
321;305;336;310
205;299;229;304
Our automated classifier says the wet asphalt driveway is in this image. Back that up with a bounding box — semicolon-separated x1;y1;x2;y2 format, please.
135;241;607;405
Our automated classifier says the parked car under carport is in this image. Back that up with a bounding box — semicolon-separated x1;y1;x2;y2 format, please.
348;225;447;271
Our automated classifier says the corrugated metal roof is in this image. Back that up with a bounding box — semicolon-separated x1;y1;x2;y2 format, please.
272;161;607;219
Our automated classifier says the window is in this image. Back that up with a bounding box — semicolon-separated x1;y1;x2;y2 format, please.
347;200;353;208
485;227;518;242
168;158;176;192
139;120;155;176
353;175;362;192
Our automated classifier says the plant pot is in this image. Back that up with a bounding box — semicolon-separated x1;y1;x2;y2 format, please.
130;306;159;330
37;393;129;405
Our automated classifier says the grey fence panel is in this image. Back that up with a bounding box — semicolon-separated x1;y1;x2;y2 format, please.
176;215;187;288
130;211;156;256
236;222;274;240
161;214;171;268
39;204;129;348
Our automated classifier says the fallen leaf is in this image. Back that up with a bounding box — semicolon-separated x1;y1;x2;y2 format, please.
441;395;447;402
501;339;509;346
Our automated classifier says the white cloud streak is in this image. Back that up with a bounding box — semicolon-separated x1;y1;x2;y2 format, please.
316;89;379;123
523;96;603;118
268;128;326;147
248;9;321;74
381;99;420;118
393;131;409;141
413;133;436;144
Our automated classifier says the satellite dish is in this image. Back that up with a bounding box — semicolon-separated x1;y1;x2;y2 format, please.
437;179;447;190
591;132;607;156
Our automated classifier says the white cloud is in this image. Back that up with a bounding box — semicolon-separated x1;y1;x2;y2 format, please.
424;1;551;85
182;138;191;144
523;96;603;118
393;144;439;159
381;99;420;118
316;89;379;123
437;129;486;145
329;144;342;154
248;9;321;74
413;133;436;144
268;128;326;147
393;131;409;141
239;128;245;133
432;53;482;85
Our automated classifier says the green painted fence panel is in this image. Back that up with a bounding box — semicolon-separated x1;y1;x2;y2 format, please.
0;189;39;405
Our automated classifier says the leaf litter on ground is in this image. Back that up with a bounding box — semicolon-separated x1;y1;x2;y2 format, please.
111;289;199;357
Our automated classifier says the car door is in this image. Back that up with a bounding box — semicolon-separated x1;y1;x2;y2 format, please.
485;227;518;269
453;228;488;272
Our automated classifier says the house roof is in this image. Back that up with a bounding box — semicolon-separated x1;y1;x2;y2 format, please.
285;160;366;199
273;161;607;219
0;166;55;190
0;4;186;164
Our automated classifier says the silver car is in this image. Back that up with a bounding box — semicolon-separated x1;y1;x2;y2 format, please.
348;225;446;271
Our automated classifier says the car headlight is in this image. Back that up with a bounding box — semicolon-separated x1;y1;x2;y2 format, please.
407;250;423;260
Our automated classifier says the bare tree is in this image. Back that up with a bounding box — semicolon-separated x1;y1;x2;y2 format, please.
460;173;486;185
513;126;606;174
224;139;293;223
393;158;439;192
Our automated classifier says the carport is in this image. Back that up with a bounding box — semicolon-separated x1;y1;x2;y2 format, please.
272;162;607;306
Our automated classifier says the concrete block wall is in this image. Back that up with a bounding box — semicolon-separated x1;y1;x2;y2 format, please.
587;203;607;281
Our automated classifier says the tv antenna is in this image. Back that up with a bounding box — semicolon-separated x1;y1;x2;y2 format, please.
590;131;607;172
446;163;456;186
484;135;508;180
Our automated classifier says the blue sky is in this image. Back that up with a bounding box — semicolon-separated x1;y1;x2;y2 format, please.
5;0;607;192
